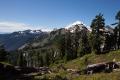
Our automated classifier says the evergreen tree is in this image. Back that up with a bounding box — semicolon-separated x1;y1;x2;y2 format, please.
78;29;91;56
115;10;120;49
65;30;73;61
0;44;7;61
43;52;50;66
73;25;81;58
37;53;43;67
90;13;105;54
104;32;114;51
54;35;65;59
113;27;118;50
17;51;26;67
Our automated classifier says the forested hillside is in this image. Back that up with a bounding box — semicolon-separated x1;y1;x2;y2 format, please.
7;11;120;68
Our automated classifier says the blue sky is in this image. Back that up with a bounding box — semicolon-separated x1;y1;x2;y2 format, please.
0;0;120;33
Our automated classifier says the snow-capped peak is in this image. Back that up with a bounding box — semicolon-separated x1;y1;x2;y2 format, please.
65;21;85;29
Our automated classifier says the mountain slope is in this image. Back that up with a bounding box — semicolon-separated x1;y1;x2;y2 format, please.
0;30;48;51
34;50;120;80
23;21;88;50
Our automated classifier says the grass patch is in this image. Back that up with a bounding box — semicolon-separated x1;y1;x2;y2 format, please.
35;50;120;80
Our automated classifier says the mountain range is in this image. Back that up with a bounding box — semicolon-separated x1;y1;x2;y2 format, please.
0;21;113;51
0;29;48;51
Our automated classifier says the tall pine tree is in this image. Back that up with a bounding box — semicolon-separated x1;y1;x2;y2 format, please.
115;11;120;49
90;13;105;54
0;44;7;62
65;30;73;61
73;25;81;58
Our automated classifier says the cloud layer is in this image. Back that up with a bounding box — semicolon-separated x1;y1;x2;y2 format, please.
0;22;52;33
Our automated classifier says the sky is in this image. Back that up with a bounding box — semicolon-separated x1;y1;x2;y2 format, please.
0;0;120;33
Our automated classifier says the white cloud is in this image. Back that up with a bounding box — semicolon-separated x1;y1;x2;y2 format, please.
0;21;52;33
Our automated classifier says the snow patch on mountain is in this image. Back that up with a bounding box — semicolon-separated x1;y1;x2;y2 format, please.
15;30;43;35
65;21;85;29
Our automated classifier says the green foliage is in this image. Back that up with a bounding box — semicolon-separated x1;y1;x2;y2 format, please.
73;25;81;58
17;51;26;67
115;11;120;49
53;35;65;59
0;44;7;61
65;30;74;61
49;50;120;80
78;29;90;57
104;32;114;51
90;13;105;54
74;72;120;80
115;11;120;20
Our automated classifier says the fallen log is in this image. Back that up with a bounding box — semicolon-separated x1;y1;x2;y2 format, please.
82;61;119;74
